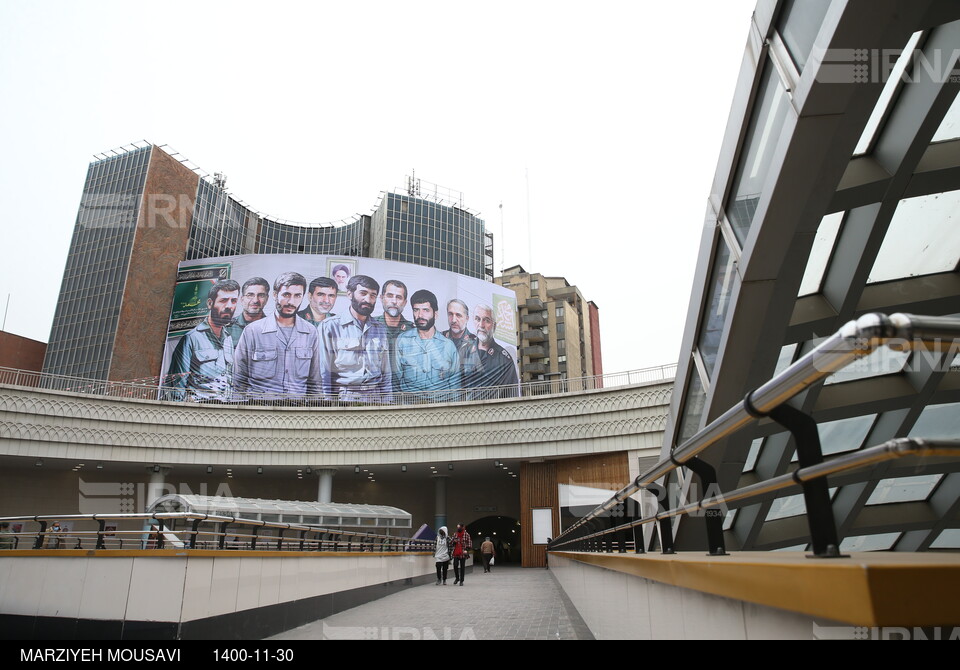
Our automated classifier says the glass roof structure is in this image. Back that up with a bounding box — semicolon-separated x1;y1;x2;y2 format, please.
663;0;960;552
147;495;412;528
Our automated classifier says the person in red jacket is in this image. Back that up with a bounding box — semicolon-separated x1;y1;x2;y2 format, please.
451;523;472;586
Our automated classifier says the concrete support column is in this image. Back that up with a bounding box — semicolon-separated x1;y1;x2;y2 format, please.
433;475;448;530
316;469;337;503
145;466;172;511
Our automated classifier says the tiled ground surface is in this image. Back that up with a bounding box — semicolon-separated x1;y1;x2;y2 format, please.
268;565;592;640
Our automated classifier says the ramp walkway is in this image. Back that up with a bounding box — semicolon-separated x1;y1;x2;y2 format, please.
268;565;592;640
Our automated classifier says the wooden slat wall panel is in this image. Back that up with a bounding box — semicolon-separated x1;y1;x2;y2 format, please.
555;453;629;490
520;453;629;567
520;461;557;567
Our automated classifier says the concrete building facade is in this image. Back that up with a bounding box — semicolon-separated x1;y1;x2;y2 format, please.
496;265;602;386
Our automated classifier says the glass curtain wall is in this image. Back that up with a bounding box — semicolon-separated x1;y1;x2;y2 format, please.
42;146;153;379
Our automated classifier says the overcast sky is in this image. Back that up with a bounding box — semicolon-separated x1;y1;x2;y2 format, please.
0;0;758;375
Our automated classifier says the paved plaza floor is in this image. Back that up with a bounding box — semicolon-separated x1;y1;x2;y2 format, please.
268;565;593;640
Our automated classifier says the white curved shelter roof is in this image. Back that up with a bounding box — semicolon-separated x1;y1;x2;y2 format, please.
147;494;412;528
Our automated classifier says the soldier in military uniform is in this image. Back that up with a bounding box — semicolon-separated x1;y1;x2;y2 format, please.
234;272;324;399
229;277;269;344
318;275;392;402
469;303;520;399
167;279;241;402
395;289;462;399
375;279;414;392
298;276;338;326
443;298;481;379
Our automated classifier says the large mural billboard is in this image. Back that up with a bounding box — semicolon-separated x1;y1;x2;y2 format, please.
159;254;519;404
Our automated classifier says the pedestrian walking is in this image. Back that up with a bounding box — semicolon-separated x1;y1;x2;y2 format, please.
451;523;472;585
434;526;452;585
480;536;495;573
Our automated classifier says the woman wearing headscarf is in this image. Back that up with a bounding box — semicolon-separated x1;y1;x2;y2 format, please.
434;526;452;585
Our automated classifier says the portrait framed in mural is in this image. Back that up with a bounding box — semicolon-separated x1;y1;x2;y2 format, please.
327;258;358;294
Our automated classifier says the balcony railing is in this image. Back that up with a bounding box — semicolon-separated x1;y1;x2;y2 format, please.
521;329;546;342
548;313;960;559
0;513;435;553
0;363;677;408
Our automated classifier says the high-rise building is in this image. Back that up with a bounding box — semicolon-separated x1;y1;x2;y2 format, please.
42;144;493;382
496;265;602;385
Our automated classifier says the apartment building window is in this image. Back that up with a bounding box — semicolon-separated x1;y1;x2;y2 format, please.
531;279;539;290
555;305;565;318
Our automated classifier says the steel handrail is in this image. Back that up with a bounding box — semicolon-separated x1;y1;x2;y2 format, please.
550;313;960;551
549;438;960;550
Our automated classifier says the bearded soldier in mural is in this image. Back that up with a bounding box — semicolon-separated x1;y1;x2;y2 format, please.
233;272;323;398
443;298;480;380
319;275;393;402
166;279;241;401
374;279;414;391
395;289;462;397
467;303;520;399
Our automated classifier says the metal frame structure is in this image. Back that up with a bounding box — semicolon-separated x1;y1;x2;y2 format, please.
550;312;960;556
661;0;960;553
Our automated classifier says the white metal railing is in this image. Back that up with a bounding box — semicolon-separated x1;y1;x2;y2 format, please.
0;363;676;408
0;513;434;553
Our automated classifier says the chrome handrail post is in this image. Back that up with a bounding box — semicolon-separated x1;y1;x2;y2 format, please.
95;518;106;550
747;399;845;558
190;518;202;549
646;482;675;555
683;457;728;556
34;520;47;550
218;522;229;550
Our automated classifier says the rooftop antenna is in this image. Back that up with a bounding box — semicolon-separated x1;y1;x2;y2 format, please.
526;168;533;270
499;202;505;275
407;169;421;197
